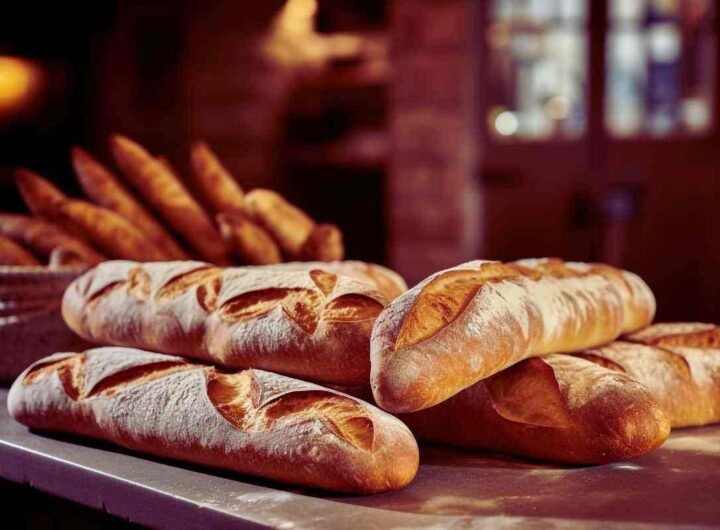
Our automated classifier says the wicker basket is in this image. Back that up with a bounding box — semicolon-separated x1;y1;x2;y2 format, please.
0;266;93;382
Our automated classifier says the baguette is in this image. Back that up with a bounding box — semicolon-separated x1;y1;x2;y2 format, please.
71;147;189;260
244;189;315;257
400;354;670;464
110;135;229;264
0;235;41;266
62;260;388;385
567;323;720;427
15;168;68;217
262;260;407;300
216;212;282;265
52;199;168;262
8;347;419;493
0;214;104;265
298;223;345;262
371;258;655;413
190;141;246;215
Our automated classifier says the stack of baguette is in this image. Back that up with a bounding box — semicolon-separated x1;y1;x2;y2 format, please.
1;136;345;268
8;257;720;490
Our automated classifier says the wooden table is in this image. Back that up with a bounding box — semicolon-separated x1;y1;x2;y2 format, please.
1;389;718;529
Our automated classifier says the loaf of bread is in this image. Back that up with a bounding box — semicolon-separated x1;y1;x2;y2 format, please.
15;168;67;217
244;189;315;257
568;323;720;427
0;214;104;266
53;199;168;262
15;169;166;262
110;135;230;264
190;141;247;215
262;260;407;300
217;212;282;265
371;258;655;412
625;322;720;349
8;347;419;493
72;147;189;260
298;223;345;262
0;235;41;266
399;354;670;464
62;261;388;385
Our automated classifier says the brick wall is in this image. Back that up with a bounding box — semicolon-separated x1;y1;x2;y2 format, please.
389;0;482;284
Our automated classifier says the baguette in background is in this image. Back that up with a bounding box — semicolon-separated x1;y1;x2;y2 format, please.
217;212;282;265
245;189;315;257
400;354;670;464
62;260;388;385
15;169;68;217
0;235;41;266
371;258;655;413
72;147;188;260
53;199;168;262
0;214;104;266
298;223;345;262
9;347;419;494
111;135;230;264
190;141;247;215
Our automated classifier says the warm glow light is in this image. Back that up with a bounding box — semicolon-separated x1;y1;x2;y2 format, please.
264;0;362;69
495;111;519;136
0;57;43;115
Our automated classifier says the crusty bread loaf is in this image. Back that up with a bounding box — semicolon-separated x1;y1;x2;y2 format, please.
566;323;720;427
298;223;345;262
72;147;188;260
217;212;282;265
53;199;168;262
62;261;388;385
15;168;67;217
190;141;247;215
8;347;419;493
110;135;230;264
262;260;407;300
625;322;720;349
399;354;670;464
0;214;104;266
0;235;41;266
371;258;655;413
244;189;315;257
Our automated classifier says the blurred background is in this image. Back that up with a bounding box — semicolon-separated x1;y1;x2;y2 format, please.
0;0;718;321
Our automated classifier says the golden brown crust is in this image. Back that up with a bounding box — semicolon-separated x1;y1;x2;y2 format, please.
9;348;419;493
625;322;720;349
586;322;720;427
72;147;188;260
217;212;282;265
62;261;389;385
298;223;345;262
51;199;167;262
0;214;104;265
572;341;716;427
190;141;246;215
371;259;655;413
15;168;67;217
0;235;42;266
244;189;315;257
110;135;230;264
401;354;670;464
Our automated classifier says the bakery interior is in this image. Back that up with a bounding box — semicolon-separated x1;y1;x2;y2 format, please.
1;0;719;528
